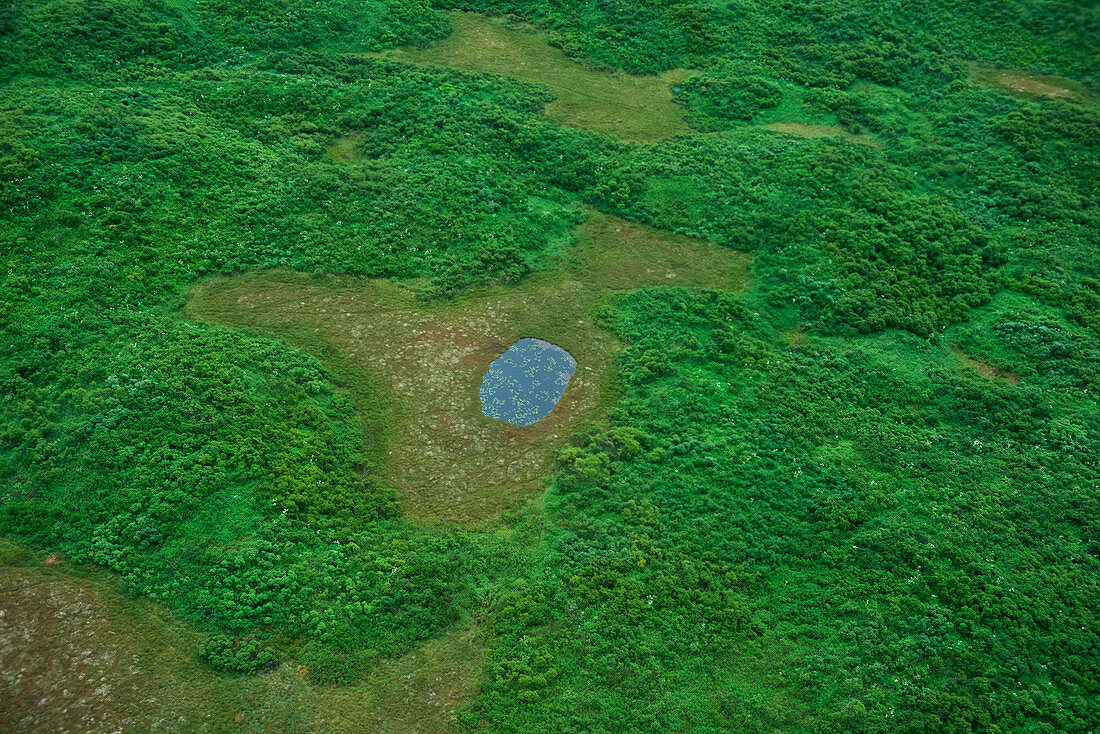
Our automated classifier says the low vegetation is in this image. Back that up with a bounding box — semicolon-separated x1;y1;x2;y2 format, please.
970;63;1094;102
763;122;879;147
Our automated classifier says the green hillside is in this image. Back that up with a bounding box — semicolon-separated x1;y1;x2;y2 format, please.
1;1;1098;732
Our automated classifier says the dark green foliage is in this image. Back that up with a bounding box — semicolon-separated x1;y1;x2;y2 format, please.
197;0;446;52
594;136;1009;336
437;0;1099;85
15;0;180;63
1067;278;1100;333
806;193;1003;335
200;632;278;673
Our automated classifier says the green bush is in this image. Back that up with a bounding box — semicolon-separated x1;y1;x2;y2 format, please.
200;633;278;674
673;73;783;129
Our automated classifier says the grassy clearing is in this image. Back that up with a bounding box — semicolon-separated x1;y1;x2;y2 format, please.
326;131;365;162
0;539;484;734
372;11;694;142
308;622;485;734
950;344;1020;383
970;62;1092;100
747;82;882;146
0;539;289;733
185;211;750;527
763;122;880;147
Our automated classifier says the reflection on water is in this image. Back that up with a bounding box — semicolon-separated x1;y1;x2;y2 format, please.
479;338;576;427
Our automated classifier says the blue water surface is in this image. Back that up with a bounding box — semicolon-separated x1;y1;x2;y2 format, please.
479;338;577;427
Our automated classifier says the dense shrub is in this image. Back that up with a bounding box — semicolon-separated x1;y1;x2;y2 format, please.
200;633;279;674
673;73;783;129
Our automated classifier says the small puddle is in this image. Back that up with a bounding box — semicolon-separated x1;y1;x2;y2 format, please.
479;338;576;427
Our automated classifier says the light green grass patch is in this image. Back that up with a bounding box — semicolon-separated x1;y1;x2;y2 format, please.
167;484;270;556
326;131;366;162
307;622;485;733
763;122;880;147
185;211;750;527
970;62;1093;101
372;11;695;142
746;81;881;146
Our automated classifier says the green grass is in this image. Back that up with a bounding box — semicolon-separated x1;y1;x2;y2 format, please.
748;82;883;146
326;131;366;162
372;14;884;146
761;122;879;147
373;11;695;142
4;0;1097;730
184;211;750;527
307;622;485;734
969;62;1095;101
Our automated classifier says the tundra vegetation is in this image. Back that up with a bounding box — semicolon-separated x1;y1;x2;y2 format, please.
1;1;1098;733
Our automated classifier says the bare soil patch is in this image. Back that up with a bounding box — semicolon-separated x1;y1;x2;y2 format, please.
951;345;1019;383
0;542;485;734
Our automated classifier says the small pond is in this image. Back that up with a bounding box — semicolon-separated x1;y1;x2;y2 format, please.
479;338;577;427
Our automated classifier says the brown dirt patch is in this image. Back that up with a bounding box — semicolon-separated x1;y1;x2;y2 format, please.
0;567;175;733
1;544;486;734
